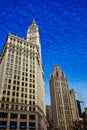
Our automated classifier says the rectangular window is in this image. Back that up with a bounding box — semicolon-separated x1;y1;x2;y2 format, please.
11;114;18;119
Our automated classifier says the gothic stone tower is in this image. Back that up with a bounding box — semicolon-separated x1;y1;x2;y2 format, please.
50;66;73;130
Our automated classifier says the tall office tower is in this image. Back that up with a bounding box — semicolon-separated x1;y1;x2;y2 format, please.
0;20;47;130
75;93;85;118
46;105;53;129
50;66;73;130
69;89;79;121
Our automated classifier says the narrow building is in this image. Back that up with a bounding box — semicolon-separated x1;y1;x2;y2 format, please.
0;20;47;130
50;66;73;130
69;89;79;121
46;105;53;130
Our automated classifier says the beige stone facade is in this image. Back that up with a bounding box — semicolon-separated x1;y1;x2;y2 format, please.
50;66;73;130
0;20;47;130
69;89;79;122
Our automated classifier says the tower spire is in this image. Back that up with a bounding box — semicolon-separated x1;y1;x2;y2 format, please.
33;17;35;22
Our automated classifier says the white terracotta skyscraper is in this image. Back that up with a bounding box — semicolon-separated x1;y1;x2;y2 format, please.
0;20;47;130
50;66;73;130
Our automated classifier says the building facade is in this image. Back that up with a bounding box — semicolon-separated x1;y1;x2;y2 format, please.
75;93;85;118
69;89;79;122
50;66;73;130
46;105;53;130
0;20;47;130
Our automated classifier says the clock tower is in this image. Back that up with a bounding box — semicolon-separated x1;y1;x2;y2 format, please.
27;20;42;64
27;20;40;46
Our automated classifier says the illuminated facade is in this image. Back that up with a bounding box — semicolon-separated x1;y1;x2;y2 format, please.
0;20;47;130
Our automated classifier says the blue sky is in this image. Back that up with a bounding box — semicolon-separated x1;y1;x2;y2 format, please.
0;0;87;106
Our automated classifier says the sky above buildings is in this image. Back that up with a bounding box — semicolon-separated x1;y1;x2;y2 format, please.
0;0;87;106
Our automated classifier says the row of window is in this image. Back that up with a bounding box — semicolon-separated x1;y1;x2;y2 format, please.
8;46;36;57
0;112;35;120
0;121;35;129
4;79;35;85
10;37;36;49
2;91;35;98
1;103;35;111
8;49;36;59
2;96;35;104
4;83;35;89
6;67;35;75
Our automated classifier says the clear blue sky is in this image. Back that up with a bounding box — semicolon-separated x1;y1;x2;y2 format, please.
0;0;87;107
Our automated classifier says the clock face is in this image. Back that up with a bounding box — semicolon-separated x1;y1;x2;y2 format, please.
31;33;35;37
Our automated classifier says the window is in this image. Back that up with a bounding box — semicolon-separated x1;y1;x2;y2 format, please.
21;88;24;91
21;93;23;97
25;100;27;104
29;115;35;120
29;107;31;111
13;86;15;90
25;83;27;87
26;73;28;76
0;121;6;129
4;78;7;83
12;98;14;102
33;107;35;111
8;79;11;83
22;82;24;86
21;106;23;110
3;90;6;95
16;105;18;110
20;122;26;129
13;80;16;84
11;105;14;109
33;85;35;88
25;94;27;98
17;87;19;91
16;99;19;103
4;84;7;88
10;121;17;129
20;114;27;119
21;99;23;103
30;84;32;87
33;80;35;83
0;113;8;118
33;101;35;105
2;97;5;101
11;114;18;119
8;85;11;89
7;91;10;95
17;81;20;85
25;78;28;81
1;103;4;108
6;104;9;109
18;76;20;79
16;93;19;97
33;95;35;99
12;92;15;96
29;122;35;129
25;88;27;92
33;90;35;93
6;98;9;101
